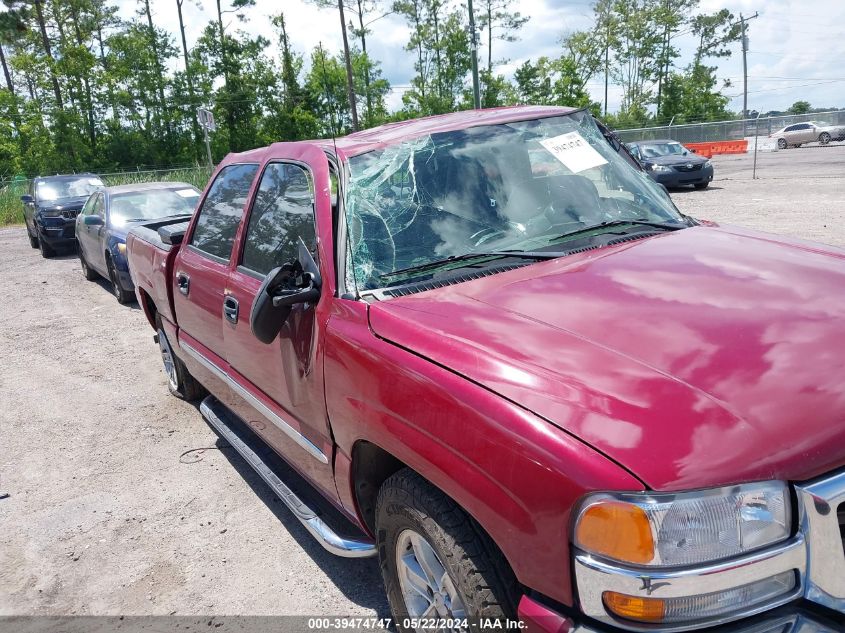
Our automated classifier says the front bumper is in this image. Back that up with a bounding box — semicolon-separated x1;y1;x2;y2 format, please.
650;165;714;188
519;597;844;633
37;220;77;247
562;469;845;632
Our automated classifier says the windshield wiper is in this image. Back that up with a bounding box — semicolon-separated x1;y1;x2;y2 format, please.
550;219;686;243
381;250;558;279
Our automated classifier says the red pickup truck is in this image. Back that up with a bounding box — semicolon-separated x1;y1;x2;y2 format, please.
126;106;845;633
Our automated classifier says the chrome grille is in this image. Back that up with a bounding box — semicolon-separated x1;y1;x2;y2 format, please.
61;209;81;219
675;163;703;172
795;470;845;615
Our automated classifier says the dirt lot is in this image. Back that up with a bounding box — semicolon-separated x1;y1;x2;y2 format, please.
0;144;843;619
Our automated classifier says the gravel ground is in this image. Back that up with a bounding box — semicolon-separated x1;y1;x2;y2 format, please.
670;143;845;248
0;236;386;617
0;145;842;619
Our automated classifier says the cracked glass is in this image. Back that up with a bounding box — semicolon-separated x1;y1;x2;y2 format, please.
344;110;682;292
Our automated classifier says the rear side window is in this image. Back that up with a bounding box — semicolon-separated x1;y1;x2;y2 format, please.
241;163;317;275
190;163;258;261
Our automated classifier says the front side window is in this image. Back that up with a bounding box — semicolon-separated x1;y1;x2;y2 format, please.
345;111;683;290
37;176;104;202
241;163;317;275
92;193;105;217
81;194;97;215
190;164;258;261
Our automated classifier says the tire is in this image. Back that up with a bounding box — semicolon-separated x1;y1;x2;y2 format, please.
694;182;710;190
39;235;55;258
819;132;831;145
107;258;134;304
79;249;98;281
156;323;205;401
376;469;518;631
777;138;788;149
27;226;39;249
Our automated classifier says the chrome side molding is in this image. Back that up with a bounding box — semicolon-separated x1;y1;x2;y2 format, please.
200;396;376;558
180;340;328;464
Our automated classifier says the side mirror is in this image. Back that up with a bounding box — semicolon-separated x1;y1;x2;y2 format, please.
688;148;697;154
250;238;321;345
83;215;104;226
21;195;33;204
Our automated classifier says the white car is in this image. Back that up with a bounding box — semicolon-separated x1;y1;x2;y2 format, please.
770;120;845;148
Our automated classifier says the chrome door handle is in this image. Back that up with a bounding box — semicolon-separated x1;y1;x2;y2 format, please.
223;295;239;324
176;271;190;296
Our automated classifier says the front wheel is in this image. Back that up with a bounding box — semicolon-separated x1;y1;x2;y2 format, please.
694;182;710;190
777;138;788;149
376;469;518;632
819;132;831;145
38;235;55;259
27;227;39;249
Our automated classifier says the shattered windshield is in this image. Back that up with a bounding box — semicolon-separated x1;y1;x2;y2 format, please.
37;177;104;201
345;110;682;291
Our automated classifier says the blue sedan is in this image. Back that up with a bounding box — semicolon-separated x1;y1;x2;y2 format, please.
76;182;200;303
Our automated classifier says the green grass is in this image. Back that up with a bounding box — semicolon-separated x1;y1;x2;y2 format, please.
0;167;213;226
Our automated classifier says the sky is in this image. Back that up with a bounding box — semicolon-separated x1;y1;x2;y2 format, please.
117;0;845;118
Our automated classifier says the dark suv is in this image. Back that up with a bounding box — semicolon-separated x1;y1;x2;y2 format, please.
22;173;105;258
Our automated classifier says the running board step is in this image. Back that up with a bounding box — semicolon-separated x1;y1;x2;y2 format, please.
199;396;376;558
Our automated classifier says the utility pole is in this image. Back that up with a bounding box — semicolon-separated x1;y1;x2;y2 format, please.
338;0;359;131
738;12;758;121
467;0;481;109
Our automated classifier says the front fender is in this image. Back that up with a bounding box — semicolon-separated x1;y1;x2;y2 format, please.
324;300;643;607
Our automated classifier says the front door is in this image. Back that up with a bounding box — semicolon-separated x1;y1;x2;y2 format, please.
173;162;259;372
223;147;337;498
78;193;107;274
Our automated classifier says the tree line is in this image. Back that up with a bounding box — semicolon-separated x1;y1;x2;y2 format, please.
0;0;743;179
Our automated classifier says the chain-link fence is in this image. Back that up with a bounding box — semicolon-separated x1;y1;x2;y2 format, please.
616;110;845;144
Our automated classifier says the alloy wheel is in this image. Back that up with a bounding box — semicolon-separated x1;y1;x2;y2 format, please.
395;529;466;626
157;329;179;391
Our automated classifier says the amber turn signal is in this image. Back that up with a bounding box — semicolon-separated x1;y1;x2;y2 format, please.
575;500;654;564
603;591;666;623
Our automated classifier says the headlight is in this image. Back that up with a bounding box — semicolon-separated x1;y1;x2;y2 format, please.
650;164;673;173
574;481;791;567
704;160;712;168
117;242;127;256
38;209;62;218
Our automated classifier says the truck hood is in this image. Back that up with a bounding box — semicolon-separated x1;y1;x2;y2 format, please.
368;225;845;490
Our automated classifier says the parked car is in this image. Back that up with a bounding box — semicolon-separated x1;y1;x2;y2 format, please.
22;173;104;258
77;182;200;303
626;139;714;189
770;121;845;148
126;106;845;633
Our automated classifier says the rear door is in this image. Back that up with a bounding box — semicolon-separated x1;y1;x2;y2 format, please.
223;146;338;497
173;163;259;372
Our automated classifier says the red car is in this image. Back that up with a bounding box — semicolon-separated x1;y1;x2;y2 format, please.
126;106;845;632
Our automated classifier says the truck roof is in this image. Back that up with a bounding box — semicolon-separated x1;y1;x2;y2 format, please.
225;105;580;162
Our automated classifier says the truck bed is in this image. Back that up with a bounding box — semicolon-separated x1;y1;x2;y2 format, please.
127;214;192;328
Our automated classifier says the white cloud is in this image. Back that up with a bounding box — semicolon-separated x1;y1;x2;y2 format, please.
124;0;845;115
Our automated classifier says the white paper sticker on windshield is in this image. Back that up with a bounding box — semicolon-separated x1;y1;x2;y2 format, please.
175;188;198;197
539;132;607;173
